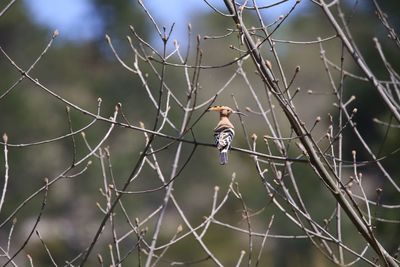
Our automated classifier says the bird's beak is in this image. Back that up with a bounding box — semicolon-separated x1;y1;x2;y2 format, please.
233;111;247;116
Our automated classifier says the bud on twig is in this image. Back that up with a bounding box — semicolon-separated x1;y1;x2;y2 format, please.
116;102;122;112
105;34;111;43
97;254;103;264
177;224;183;233
53;29;59;38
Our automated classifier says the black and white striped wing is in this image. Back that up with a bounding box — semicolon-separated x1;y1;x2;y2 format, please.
214;128;235;152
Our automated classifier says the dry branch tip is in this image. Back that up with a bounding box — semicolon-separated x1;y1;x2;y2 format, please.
177;224;183;233
52;29;59;38
105;34;111;43
116;102;122;111
97;254;103;264
2;133;8;143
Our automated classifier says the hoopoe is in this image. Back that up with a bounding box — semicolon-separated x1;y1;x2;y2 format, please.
208;106;245;165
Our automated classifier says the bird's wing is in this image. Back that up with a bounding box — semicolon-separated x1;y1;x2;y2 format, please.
216;128;235;151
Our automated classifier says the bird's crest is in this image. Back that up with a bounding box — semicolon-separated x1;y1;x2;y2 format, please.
208;106;247;117
208;106;234;112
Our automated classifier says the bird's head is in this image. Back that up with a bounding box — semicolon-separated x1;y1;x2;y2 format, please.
208;106;246;117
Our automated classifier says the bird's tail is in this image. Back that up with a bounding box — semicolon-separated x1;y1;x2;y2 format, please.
219;151;228;165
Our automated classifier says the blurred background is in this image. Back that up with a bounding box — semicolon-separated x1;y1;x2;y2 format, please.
0;0;399;266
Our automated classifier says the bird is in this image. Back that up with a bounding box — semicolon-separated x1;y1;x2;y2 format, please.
208;106;245;165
